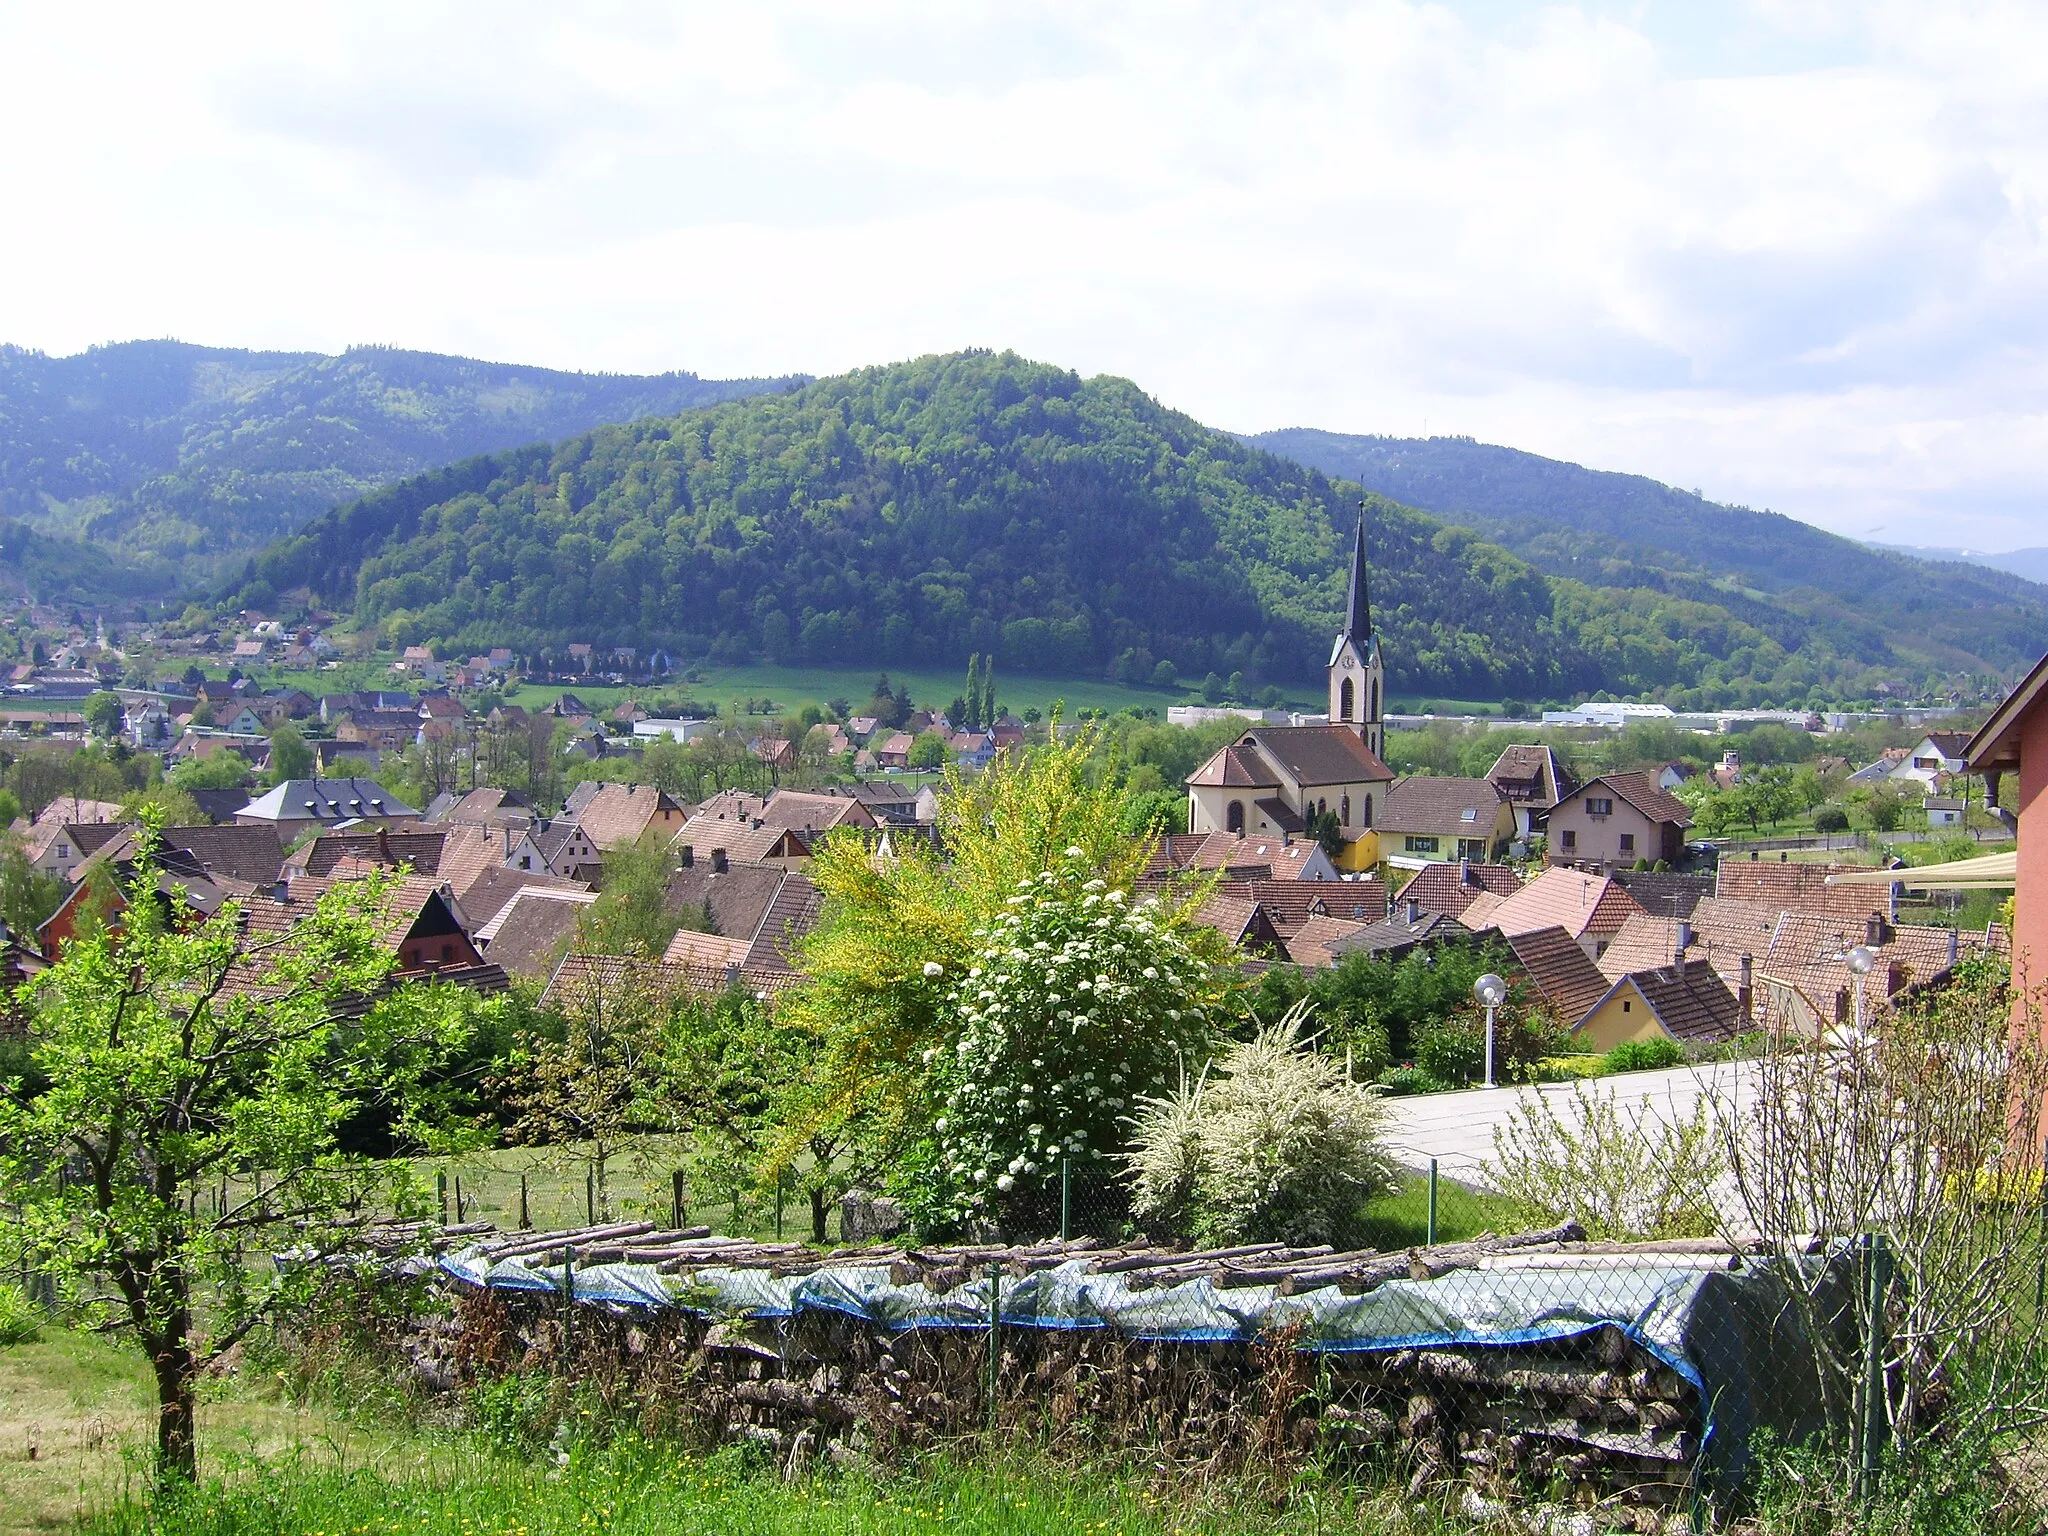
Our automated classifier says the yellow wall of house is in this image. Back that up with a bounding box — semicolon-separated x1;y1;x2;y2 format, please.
1573;987;1672;1053
1336;830;1380;870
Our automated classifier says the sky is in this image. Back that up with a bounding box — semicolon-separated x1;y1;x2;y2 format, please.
3;1;2046;550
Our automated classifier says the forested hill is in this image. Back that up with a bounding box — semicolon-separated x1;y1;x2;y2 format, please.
0;341;803;579
1246;428;2048;680
238;350;1994;705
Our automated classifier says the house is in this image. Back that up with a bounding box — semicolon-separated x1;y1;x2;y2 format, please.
221;704;269;737
37;847;249;959
634;718;714;745
1966;648;2048;1010
425;787;535;827
334;708;423;751
1849;748;1913;785
1279;913;1370;968
1655;762;1694;793
948;730;997;771
574;783;690;851
189;787;253;825
1888;732;1975;788
74;823;287;887
1574;961;1745;1053
460;867;593;934
418;694;466;723
1484;745;1578;840
231;639;266;661
236;875;495;981
234;778;418;832
1146;832;1340;883
672;815;811;871
1464;865;1644;963
1925;795;1965;829
755;790;879;834
1504;925;1614;1029
1191;895;1289;958
1185;517;1392;869
1610;869;1714;923
876;732;914;770
1323;903;1470;961
1546;772;1692;871
1716;859;1892;921
551;693;593;720
18;818;128;881
752;736;797;778
1708;751;1744;791
1393;860;1521;921
1378;776;1514;865
660;868;822;977
505;820;603;883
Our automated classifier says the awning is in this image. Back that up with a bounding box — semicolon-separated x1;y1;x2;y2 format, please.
1826;852;2015;890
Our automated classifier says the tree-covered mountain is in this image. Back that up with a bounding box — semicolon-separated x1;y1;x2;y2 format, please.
0;341;803;583
1244;428;2048;682
235;350;2007;707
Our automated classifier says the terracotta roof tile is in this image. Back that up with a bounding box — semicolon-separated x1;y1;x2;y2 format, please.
1381;776;1508;838
1393;861;1522;919
1715;860;1894;920
1506;925;1613;1025
1282;914;1370;968
1480;866;1643;942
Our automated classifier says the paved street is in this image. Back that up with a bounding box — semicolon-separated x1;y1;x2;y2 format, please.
1377;1060;1757;1190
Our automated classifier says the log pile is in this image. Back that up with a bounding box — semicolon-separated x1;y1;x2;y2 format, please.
330;1216;1752;1518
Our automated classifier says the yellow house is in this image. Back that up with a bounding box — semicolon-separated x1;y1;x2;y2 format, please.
1573;962;1744;1054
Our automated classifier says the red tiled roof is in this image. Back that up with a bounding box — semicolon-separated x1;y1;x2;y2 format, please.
1393;860;1521;919
1506;925;1614;1025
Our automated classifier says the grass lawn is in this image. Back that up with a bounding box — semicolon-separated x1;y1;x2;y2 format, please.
1354;1170;1520;1250
0;1327;394;1536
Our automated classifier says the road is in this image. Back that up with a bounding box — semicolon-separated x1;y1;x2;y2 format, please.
1377;1060;1757;1190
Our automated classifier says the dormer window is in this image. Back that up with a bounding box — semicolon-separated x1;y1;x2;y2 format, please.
1587;797;1613;817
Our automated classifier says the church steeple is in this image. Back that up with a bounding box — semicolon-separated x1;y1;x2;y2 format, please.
1340;509;1371;646
1327;504;1385;759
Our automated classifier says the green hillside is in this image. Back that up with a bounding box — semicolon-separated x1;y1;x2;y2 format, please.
1246;428;2048;681
0;340;803;575
234;350;1978;707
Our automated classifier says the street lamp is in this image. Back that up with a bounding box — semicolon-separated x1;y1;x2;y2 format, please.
1473;972;1508;1088
1845;944;1875;1037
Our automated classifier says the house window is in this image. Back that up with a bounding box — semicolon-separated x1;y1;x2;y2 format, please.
1361;793;1373;827
1340;794;1350;824
1622;999;1631;1013
1561;829;1577;850
1340;677;1355;722
1226;800;1245;833
1587;797;1613;817
1369;679;1379;721
1405;835;1440;854
1620;833;1635;853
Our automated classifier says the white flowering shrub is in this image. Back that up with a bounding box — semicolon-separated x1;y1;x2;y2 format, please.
921;848;1218;1230
1126;1001;1400;1247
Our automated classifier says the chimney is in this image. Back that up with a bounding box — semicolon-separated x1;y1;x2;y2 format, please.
1675;947;1687;982
1865;912;1889;948
723;960;741;989
1887;959;1907;995
271;877;290;904
711;847;728;874
680;844;695;868
1677;919;1694;955
1459;855;1472;887
376;825;391;863
1405;897;1420;925
1946;927;1959;967
1739;954;1753;1027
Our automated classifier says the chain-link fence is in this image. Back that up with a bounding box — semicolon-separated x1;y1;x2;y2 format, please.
342;1154;1906;1523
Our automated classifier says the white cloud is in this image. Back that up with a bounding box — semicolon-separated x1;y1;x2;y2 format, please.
0;0;2044;547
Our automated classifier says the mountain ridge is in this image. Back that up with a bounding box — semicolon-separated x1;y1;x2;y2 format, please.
0;340;805;584
1242;427;2048;681
230;349;2016;706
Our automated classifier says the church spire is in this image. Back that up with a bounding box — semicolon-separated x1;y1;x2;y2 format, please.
1340;504;1371;644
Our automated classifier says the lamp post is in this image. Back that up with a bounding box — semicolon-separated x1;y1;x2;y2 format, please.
1474;972;1508;1088
1846;944;1875;1038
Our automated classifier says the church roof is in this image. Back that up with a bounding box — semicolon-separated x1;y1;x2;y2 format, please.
1232;725;1392;788
1339;511;1371;647
1186;745;1282;789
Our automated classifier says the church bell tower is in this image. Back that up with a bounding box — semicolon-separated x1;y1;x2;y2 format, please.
1328;507;1385;759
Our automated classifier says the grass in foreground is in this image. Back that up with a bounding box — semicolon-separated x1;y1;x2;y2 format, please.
80;1434;1415;1536
0;1327;400;1536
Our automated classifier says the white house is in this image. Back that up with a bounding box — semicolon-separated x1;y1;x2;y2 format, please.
1887;732;1973;789
1925;795;1965;829
634;718;716;744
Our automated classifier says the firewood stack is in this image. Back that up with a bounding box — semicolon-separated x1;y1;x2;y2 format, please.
329;1216;1755;1516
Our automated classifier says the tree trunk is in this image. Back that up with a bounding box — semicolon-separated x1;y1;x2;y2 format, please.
151;1339;199;1482
811;1186;829;1245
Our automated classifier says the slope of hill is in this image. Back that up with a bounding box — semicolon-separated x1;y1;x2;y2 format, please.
0;341;804;575
1872;542;2048;587
236;350;1985;705
1245;429;2048;680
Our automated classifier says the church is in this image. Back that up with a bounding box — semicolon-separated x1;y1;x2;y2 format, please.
1184;514;1393;870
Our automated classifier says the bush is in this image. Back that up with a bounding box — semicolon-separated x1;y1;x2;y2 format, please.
1412;999;1569;1087
924;853;1220;1231
1813;805;1850;833
1373;1064;1447;1096
1604;1037;1686;1073
0;1282;42;1344
1486;1082;1724;1239
1126;1003;1400;1246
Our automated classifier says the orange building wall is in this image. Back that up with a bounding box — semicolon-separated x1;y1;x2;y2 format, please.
2018;706;2048;1013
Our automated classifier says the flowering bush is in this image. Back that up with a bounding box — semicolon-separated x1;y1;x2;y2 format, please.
1125;1002;1400;1247
921;848;1220;1231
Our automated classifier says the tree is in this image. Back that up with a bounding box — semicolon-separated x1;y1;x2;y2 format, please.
907;730;950;771
492;963;693;1222
266;722;314;784
0;848;65;941
168;750;251;792
0;848;472;1482
83;691;124;739
1310;807;1344;860
981;657;997;725
778;721;1228;1203
962;654;982;732
577;830;700;958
